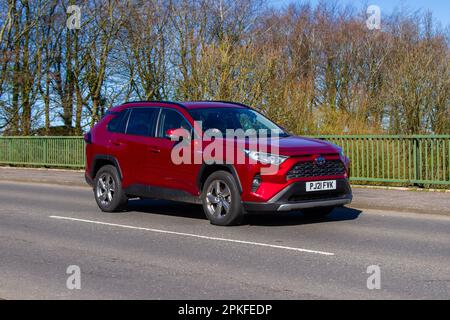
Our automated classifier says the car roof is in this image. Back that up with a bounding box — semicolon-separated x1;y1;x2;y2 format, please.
115;100;249;111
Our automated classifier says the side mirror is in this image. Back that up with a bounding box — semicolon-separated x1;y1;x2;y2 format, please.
165;128;180;140
165;128;192;142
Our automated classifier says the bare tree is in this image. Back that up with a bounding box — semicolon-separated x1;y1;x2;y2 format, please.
0;0;448;135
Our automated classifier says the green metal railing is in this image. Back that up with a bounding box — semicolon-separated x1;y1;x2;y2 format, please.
315;135;450;186
0;135;449;186
0;136;85;168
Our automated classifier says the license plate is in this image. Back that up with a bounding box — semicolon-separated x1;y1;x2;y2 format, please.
306;180;336;192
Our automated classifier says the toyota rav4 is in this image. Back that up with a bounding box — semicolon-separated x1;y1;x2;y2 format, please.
85;101;352;226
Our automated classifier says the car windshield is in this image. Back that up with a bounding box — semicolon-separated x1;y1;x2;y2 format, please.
188;107;289;137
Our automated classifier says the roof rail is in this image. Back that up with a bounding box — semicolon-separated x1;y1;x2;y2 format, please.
214;100;251;108
121;100;187;109
186;100;251;108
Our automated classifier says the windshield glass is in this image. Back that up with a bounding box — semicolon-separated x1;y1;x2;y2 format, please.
188;108;289;137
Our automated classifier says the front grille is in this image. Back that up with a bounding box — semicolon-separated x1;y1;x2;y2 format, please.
286;159;346;180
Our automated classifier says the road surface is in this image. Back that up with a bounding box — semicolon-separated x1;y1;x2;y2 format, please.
0;181;449;299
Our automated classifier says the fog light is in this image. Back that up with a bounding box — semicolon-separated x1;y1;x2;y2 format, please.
251;174;261;192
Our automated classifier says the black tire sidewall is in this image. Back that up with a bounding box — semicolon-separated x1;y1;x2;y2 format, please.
201;171;244;226
94;165;126;212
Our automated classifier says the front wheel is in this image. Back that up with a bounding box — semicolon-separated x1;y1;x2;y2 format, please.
201;171;244;226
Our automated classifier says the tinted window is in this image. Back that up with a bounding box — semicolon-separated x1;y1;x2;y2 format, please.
107;110;129;133
126;108;159;136
157;109;191;138
188;108;289;137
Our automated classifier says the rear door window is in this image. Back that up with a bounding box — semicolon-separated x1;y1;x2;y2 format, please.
126;108;160;137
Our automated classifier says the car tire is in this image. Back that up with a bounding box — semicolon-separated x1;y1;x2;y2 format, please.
201;171;244;226
94;165;128;212
302;206;335;217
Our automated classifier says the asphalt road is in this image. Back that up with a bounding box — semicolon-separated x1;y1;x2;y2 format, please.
0;181;449;299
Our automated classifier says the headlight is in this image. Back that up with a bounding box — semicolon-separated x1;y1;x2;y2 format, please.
243;150;288;165
337;147;345;159
337;147;349;166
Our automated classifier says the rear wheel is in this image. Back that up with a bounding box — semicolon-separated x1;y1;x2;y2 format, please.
201;171;244;226
302;206;335;217
94;165;127;212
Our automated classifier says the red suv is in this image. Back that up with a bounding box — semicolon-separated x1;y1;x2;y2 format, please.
85;101;352;226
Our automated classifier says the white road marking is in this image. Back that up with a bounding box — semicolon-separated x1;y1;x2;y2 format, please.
49;215;335;256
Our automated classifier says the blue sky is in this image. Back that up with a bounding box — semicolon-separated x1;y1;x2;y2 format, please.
269;0;450;27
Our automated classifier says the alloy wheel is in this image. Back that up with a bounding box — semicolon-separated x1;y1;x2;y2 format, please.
205;179;232;218
96;173;116;207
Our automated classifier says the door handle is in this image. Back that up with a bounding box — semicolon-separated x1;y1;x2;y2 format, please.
149;146;160;153
110;140;123;146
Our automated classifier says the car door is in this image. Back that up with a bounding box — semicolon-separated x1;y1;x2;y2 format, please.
150;108;198;194
107;108;135;187
110;107;160;187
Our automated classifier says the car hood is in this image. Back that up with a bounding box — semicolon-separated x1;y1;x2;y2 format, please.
217;135;340;156
274;136;339;156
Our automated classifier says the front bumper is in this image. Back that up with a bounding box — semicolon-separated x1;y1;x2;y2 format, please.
243;178;352;212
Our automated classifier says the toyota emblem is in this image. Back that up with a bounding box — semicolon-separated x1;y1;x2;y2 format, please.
315;156;326;166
